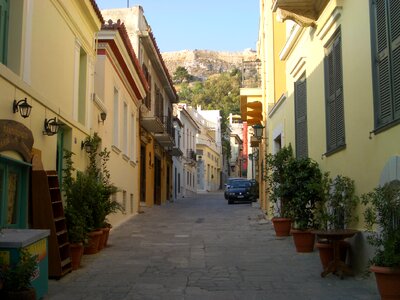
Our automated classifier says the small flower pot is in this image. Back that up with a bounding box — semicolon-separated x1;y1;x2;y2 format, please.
70;242;84;270
84;230;102;255
272;218;291;237
291;229;315;253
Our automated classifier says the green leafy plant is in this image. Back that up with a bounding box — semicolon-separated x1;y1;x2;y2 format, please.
361;180;400;268
284;157;326;230
264;144;294;218
62;150;90;243
315;175;359;230
0;248;37;292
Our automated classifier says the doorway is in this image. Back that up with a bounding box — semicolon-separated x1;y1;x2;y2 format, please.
154;156;161;205
140;145;146;203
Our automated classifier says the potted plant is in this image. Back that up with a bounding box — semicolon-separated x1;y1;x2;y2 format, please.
264;145;294;236
82;134;121;252
63;150;89;269
0;248;38;299
315;175;359;269
285;157;325;252
361;180;400;299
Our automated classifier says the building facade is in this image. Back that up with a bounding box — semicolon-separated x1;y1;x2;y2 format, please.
94;20;148;227
174;104;200;198
102;7;178;207
256;0;400;271
0;0;102;228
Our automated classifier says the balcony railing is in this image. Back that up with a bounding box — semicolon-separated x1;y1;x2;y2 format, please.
154;115;175;148
186;149;197;161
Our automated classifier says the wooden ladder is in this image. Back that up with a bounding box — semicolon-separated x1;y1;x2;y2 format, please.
31;170;72;278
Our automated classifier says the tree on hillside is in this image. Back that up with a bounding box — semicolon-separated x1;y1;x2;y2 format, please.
173;66;193;83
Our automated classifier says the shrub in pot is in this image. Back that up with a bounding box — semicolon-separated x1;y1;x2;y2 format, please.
361;180;400;299
264;145;294;236
0;248;37;299
284;157;325;252
314;175;359;269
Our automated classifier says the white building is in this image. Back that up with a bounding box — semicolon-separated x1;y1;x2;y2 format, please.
173;104;200;197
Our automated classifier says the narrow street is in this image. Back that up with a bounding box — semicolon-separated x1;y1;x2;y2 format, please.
47;192;378;300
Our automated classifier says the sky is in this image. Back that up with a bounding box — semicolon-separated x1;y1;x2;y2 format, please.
96;0;259;53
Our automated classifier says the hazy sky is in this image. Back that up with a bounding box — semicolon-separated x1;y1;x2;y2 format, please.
96;0;259;53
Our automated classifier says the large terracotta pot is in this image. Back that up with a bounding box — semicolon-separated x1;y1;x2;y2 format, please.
291;229;315;253
316;240;349;270
272;218;291;237
70;242;84;270
1;288;36;300
370;265;400;300
102;227;111;248
97;229;107;251
84;230;102;255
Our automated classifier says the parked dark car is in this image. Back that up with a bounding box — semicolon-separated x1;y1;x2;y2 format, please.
226;180;253;204
224;178;247;199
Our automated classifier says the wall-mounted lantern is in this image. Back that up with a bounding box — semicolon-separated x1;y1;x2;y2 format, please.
13;98;32;118
43;118;60;136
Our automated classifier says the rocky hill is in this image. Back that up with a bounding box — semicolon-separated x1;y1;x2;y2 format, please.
162;49;257;81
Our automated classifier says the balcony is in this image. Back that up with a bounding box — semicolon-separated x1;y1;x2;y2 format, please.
272;0;330;27
186;149;197;161
168;147;183;157
141;114;164;133
154;115;174;147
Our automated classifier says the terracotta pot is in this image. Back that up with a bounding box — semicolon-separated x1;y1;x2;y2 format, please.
291;229;315;253
1;288;36;300
70;242;84;270
102;227;111;248
316;240;349;269
97;229;107;251
272;218;291;237
370;265;400;300
84;230;102;255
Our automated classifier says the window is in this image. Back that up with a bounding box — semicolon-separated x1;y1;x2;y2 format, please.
0;0;25;74
130;113;136;160
123;102;128;154
78;48;87;125
371;0;400;130
0;0;9;64
122;190;126;213
294;74;308;158
113;88;119;147
325;32;345;153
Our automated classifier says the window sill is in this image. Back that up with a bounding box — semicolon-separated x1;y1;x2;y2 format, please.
372;119;400;137
112;145;121;155
323;144;346;158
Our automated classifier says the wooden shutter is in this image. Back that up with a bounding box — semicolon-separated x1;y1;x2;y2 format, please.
0;0;9;64
325;34;345;152
374;0;392;126
389;0;400;119
295;77;308;159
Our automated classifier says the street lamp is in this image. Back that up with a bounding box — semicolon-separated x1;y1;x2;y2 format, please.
253;124;265;139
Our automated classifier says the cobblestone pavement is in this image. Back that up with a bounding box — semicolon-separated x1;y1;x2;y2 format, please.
46;192;379;300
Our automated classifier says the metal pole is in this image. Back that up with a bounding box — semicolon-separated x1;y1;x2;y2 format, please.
127;0;129;8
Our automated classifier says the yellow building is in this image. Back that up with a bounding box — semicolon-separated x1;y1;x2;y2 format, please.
0;0;102;228
260;0;400;270
102;7;178;207
94;20;148;227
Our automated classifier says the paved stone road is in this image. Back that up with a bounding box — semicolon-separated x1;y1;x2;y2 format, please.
46;192;379;299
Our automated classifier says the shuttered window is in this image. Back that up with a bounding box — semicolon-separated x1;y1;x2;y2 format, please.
0;0;9;64
294;75;308;159
372;0;400;129
324;32;345;153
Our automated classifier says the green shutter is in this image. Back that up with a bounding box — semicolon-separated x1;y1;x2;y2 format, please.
389;0;400;119
295;77;308;159
325;49;337;151
0;0;9;64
